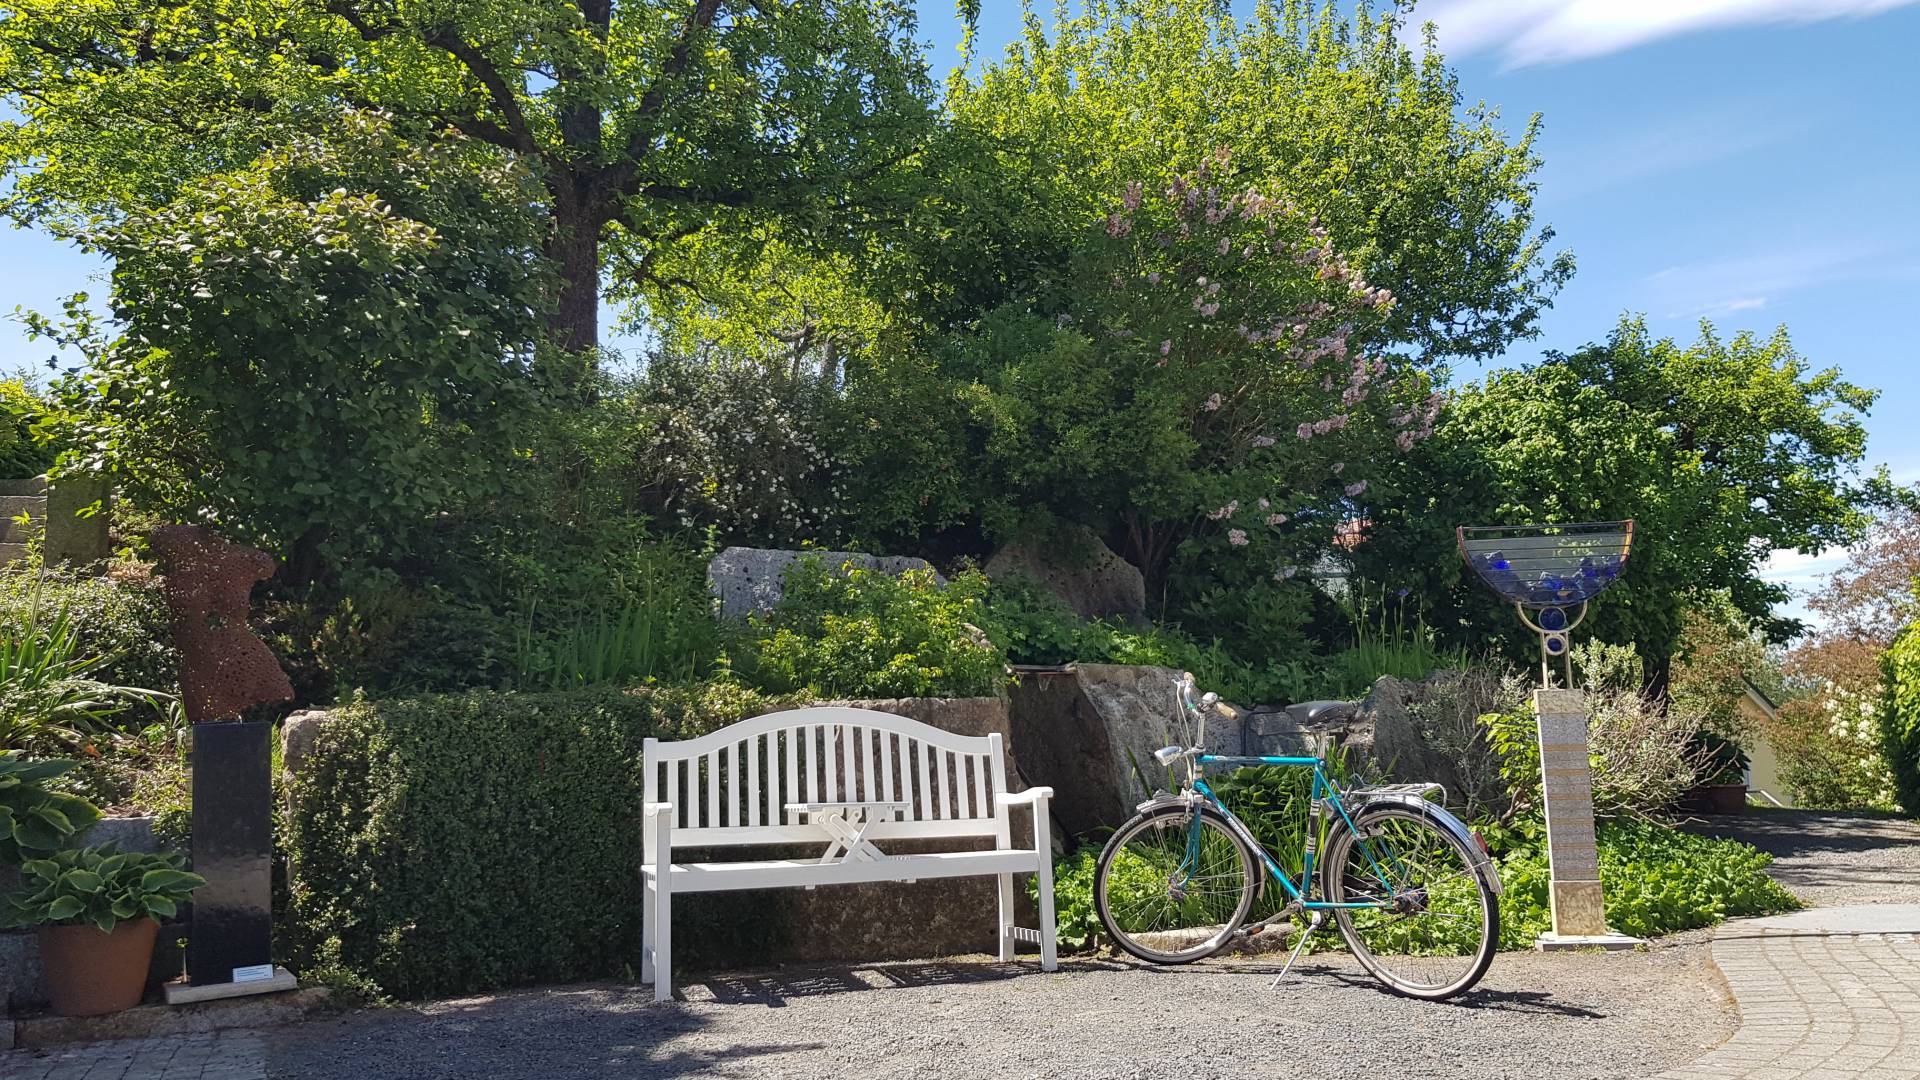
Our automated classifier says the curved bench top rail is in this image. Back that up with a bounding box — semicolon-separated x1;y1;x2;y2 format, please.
645;705;999;758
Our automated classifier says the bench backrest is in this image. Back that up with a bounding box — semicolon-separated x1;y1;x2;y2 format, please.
643;706;1011;848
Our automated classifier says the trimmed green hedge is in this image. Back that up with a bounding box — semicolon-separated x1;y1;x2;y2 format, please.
281;683;788;999
1882;627;1920;817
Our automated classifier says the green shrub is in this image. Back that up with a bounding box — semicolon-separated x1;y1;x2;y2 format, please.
1029;844;1104;952
1487;818;1800;947
513;542;722;691
0;568;177;702
260;577;520;703
980;574;1324;705
281;683;788;999
979;573;1099;667
1882;626;1920;816
1;577;174;753
739;558;1003;699
0;381;55;479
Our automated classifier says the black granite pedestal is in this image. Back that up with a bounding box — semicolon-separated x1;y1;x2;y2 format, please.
186;720;274;986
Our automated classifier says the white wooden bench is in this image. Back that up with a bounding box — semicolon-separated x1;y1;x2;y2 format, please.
641;706;1058;1001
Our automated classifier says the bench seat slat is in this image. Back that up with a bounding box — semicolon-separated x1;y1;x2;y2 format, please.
642;848;1045;893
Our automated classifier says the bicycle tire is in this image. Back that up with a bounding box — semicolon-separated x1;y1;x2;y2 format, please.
1095;803;1259;964
1321;801;1499;1000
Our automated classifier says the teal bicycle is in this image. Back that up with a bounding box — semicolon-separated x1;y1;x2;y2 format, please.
1094;673;1501;1000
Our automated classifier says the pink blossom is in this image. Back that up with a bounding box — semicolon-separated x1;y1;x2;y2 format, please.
1297;422;1314;440
1218;236;1232;255
1199;302;1219;318
1273;565;1298;582
1204;393;1223;411
1396;431;1416;452
1344;480;1368;498
1266;513;1287;526
1227;529;1249;547
1147;271;1162;284
1106;213;1131;238
1251;435;1274;448
1160;339;1172;356
1331;462;1345;475
1122;181;1144;212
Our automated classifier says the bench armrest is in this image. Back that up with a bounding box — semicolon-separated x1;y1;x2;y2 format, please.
996;787;1054;806
643;802;674;818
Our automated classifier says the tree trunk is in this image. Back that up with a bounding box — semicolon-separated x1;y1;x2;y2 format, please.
280;524;328;588
548;196;600;356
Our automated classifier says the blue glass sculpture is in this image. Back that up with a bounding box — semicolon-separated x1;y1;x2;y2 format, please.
1456;521;1634;687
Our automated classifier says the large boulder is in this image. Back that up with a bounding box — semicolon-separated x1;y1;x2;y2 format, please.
1341;670;1519;819
1006;663;1244;838
707;546;943;621
985;529;1146;624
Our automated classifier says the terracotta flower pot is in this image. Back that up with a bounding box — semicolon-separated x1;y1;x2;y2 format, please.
1681;783;1748;816
38;918;159;1017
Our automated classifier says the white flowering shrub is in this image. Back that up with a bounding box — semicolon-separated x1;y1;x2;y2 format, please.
619;358;848;547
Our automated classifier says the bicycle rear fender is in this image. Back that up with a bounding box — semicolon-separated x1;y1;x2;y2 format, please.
1343;793;1503;895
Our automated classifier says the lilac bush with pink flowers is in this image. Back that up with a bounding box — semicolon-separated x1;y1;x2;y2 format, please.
965;152;1439;605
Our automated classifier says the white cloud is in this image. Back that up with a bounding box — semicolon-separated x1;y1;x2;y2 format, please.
1645;238;1920;317
1407;0;1920;67
1542;104;1787;203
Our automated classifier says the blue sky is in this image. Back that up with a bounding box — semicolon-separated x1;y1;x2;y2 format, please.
3;1;1915;621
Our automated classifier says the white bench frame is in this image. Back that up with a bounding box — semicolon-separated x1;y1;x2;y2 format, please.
641;706;1058;1002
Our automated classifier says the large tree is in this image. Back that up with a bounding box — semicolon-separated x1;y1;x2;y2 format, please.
931;0;1572;363
1352;317;1877;679
639;0;1573;378
0;0;936;354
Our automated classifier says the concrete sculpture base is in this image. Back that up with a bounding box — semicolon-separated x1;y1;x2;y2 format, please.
1534;689;1640;948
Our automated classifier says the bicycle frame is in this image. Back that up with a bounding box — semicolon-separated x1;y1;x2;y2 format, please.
1185;755;1398;911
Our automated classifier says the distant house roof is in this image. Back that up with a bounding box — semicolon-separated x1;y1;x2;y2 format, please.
1740;676;1778;721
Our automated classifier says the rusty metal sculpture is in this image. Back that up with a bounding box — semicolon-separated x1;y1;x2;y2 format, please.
150;524;292;991
148;525;292;723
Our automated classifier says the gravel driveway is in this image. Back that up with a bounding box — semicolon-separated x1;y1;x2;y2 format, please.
257;940;1733;1080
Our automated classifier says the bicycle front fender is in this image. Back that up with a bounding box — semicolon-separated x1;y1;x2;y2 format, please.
1345;793;1503;896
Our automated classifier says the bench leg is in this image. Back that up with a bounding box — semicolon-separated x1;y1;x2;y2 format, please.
1033;803;1058;972
996;872;1015;962
653;874;673;1003
641;877;656;984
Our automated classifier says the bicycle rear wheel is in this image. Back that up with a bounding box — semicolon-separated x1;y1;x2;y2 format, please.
1322;802;1499;1000
1095;804;1258;964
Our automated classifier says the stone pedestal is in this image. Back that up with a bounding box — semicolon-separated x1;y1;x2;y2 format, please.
1532;690;1643;951
187;721;277;987
43;472;111;567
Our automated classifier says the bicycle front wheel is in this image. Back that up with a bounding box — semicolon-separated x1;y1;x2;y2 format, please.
1322;802;1499;1000
1095;804;1258;964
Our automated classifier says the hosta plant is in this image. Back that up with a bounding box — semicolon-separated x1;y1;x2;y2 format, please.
1;844;203;932
0;753;101;865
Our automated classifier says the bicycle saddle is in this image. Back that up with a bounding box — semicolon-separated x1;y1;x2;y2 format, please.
1283;700;1359;729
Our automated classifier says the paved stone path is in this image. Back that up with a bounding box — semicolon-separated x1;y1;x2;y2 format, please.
6;1031;265;1080
1654;905;1920;1080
